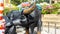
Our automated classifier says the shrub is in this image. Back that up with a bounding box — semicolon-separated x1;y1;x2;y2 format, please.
3;7;19;15
42;3;60;14
3;7;10;15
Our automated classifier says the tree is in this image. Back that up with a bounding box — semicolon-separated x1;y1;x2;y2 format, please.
11;0;28;6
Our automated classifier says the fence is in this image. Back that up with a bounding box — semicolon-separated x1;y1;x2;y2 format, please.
42;14;60;34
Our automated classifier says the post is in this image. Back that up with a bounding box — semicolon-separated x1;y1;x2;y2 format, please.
25;27;29;34
55;23;56;34
0;0;5;34
48;22;49;34
50;0;52;4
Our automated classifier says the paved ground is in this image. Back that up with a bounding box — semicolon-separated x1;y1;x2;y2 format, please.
16;26;60;34
42;27;60;34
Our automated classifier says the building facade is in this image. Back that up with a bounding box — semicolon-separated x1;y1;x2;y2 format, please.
4;0;10;7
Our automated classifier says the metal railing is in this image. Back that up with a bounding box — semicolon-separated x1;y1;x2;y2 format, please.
42;21;60;34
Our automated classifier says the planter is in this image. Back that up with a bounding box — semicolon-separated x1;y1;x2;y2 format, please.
42;14;60;28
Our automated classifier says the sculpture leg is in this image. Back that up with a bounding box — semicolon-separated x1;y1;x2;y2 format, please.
37;20;42;34
30;27;34;34
25;27;29;34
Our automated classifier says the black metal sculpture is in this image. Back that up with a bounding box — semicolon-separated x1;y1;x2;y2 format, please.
4;1;42;34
